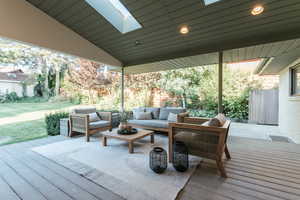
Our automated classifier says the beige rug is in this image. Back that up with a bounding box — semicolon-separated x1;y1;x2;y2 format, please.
33;134;201;200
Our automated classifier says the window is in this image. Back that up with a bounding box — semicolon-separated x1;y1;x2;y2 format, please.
85;0;142;34
290;65;300;96
203;0;222;6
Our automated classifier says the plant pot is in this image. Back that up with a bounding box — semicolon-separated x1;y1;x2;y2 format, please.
119;122;132;131
119;122;127;130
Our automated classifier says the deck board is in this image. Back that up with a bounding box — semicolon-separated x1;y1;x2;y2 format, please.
178;137;300;200
1;135;300;200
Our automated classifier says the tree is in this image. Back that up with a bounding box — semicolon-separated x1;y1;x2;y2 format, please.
159;67;202;108
66;59;114;104
0;37;74;98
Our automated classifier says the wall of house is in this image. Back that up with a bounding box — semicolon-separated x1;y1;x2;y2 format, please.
278;67;300;143
0;81;34;97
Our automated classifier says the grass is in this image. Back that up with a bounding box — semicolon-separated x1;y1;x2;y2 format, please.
0;100;74;146
0;119;47;146
0;101;73;118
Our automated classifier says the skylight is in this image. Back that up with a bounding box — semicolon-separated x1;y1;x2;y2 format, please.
203;0;222;6
85;0;142;34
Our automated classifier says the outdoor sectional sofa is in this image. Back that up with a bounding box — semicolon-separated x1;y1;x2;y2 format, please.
127;107;188;132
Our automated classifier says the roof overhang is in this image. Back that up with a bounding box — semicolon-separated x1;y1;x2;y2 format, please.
126;39;300;74
0;0;122;67
255;46;300;75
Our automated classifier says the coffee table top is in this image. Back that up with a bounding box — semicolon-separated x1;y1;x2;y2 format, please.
102;129;154;141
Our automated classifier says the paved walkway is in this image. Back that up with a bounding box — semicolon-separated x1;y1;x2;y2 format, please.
229;122;280;141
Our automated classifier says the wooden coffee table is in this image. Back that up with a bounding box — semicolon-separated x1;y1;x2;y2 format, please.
101;129;154;153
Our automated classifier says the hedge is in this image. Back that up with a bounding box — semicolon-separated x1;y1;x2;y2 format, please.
45;112;69;136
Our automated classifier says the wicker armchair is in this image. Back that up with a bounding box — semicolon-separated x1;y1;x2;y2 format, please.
69;108;112;142
169;117;231;178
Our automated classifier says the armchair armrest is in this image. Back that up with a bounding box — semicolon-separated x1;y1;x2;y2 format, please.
183;117;210;124
169;122;228;134
97;112;112;122
69;113;89;133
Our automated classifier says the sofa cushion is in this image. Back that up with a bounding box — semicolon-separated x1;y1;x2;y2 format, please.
145;107;160;119
132;107;145;119
89;112;101;122
136;112;152;120
89;120;110;129
73;107;96;114
159;108;186;120
167;113;178;122
128;120;169;129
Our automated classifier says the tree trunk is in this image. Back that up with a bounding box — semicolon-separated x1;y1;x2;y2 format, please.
55;66;60;96
44;69;49;98
181;92;187;108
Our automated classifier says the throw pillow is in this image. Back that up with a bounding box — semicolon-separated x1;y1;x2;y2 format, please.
145;107;160;119
136;112;152;120
207;118;221;127
159;108;186;120
133;107;145;119
167;113;178;122
216;113;226;126
89;112;101;122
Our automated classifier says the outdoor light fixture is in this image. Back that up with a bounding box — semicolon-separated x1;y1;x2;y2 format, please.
179;26;189;35
251;5;264;15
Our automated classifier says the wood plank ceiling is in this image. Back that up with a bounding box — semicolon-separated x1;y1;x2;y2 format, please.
126;38;300;74
26;0;300;69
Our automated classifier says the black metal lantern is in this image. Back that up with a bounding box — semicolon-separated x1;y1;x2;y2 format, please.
173;141;189;172
150;147;167;174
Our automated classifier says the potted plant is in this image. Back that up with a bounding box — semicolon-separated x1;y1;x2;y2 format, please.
119;112;131;131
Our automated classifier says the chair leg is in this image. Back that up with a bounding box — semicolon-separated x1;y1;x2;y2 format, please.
86;132;90;142
225;145;231;160
69;130;73;137
216;158;227;178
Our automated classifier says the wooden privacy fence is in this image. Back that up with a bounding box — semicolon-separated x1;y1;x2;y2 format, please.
248;89;279;125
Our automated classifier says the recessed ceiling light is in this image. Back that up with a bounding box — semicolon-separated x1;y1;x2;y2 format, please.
180;26;189;35
251;5;264;15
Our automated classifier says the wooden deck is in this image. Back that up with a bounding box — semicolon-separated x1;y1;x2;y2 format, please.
0;135;300;200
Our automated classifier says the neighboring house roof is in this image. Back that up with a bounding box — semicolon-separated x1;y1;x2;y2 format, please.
0;70;28;82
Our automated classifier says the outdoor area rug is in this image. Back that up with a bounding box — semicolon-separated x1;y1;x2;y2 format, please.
32;134;202;200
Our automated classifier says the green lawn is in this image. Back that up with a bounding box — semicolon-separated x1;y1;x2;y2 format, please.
0;101;74;146
0;101;73;118
0;119;47;145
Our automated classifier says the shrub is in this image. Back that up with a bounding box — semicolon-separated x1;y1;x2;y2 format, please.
0;92;20;103
188;109;217;118
6;92;19;102
45;112;69;136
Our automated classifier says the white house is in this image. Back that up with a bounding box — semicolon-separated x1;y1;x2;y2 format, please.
0;69;35;97
256;45;300;143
